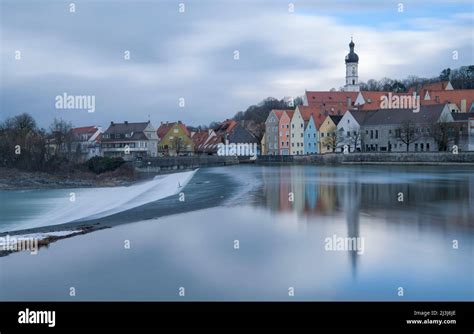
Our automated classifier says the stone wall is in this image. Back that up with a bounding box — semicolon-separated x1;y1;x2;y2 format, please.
132;155;240;173
258;152;474;165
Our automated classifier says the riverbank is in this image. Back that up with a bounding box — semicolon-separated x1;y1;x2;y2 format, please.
257;152;474;165
0;167;138;190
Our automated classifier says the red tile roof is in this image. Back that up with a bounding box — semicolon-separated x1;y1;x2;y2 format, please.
191;130;210;150
271;109;294;120
156;122;190;139
72;126;98;134
422;89;474;112
358;91;413;110
305;91;358;105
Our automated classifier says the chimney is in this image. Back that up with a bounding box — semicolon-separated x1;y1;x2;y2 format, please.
178;120;182;124
111;121;114;126
124;121;128;125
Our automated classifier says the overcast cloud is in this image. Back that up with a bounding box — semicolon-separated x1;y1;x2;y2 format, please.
1;0;473;128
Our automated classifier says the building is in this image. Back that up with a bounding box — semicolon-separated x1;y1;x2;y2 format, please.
101;121;158;160
70;126;102;161
265;109;294;155
299;107;319;155
319;115;343;153
360;104;454;152
354;91;413;110
344;38;360;92
303;91;358;108
265;110;283;155
214;120;258;147
260;133;267;155
157;121;194;156
421;89;474;113
190;129;215;154
191;120;258;155
279;110;294;155
337;110;376;152
451;112;474;151
290;107;305;155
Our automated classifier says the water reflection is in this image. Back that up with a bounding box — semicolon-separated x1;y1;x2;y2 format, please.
258;165;474;277
259;165;474;226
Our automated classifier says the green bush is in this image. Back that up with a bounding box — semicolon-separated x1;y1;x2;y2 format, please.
86;156;125;174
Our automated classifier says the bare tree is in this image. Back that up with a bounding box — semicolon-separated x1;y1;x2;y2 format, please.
347;130;362;152
49;118;73;156
430;114;456;151
395;120;421;152
170;136;185;156
323;128;344;152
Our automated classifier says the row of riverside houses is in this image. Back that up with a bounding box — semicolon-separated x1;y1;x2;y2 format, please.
262;88;474;155
262;39;474;155
69;119;258;162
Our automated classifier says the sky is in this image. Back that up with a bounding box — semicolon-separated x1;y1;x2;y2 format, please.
1;0;473;129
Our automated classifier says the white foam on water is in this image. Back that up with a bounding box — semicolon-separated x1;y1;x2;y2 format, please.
6;170;198;232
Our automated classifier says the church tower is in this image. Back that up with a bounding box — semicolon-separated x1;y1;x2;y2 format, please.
344;38;360;92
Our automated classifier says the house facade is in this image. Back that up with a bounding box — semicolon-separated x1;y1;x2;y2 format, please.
337;110;376;152
303;114;318;154
157;121;194;156
290;107;305;155
360;104;454;152
101;121;158;160
279;110;293;155
319;115;343;153
70;126;102;161
265;110;283;155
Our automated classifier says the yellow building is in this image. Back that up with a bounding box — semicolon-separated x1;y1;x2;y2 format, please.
318;115;343;153
157;121;194;156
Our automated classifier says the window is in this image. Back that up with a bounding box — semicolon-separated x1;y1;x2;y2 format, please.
115;134;121;139
300;123;303;128
286;124;289;128
415;143;418;151
321;133;325;137
292;124;294;128
370;130;373;139
420;143;424;151
375;130;378;139
426;143;430;151
292;143;294;147
347;131;350;137
173;128;179;133
300;133;303;138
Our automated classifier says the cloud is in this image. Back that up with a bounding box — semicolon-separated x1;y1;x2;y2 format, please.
1;0;472;128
